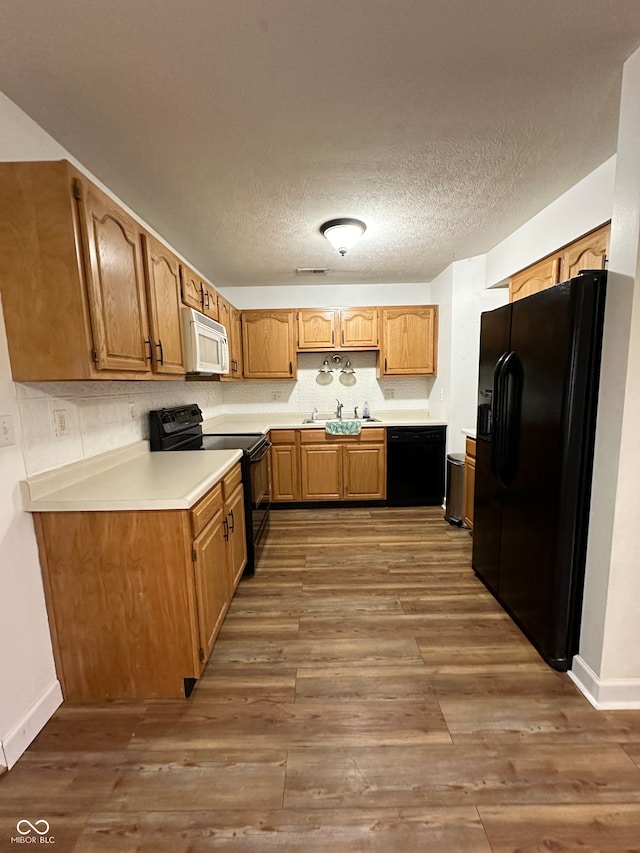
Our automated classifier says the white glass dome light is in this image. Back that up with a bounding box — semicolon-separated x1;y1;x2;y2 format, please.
320;218;367;256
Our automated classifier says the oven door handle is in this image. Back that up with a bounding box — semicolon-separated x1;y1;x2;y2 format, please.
250;441;272;463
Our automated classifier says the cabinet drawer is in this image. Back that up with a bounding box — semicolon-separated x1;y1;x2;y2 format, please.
300;427;385;444
191;482;223;536
466;437;476;459
270;429;298;444
222;462;243;499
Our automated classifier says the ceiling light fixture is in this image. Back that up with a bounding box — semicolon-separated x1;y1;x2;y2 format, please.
320;218;367;256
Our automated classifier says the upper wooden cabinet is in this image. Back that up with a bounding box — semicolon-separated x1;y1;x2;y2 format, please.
141;234;185;375
560;224;609;280
509;224;610;303
297;307;378;350
76;176;152;375
217;295;243;380
509;255;561;303
242;310;297;379
180;264;219;321
379;306;438;376
0;159;190;380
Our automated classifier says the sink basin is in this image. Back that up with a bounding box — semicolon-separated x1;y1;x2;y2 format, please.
301;416;381;424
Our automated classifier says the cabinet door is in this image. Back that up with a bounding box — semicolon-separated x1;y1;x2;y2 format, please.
142;234;185;375
300;444;342;500
271;443;300;501
344;443;386;499
180;264;204;313
225;482;247;592
340;308;378;348
218;295;234;380
380;306;438;375
193;507;229;664
297;309;338;350
561;224;609;280
201;282;219;321
75;179;151;373
229;306;243;378
464;455;476;529
509;255;560;302
242;311;296;379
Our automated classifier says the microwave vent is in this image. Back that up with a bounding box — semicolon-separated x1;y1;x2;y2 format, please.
296;267;328;276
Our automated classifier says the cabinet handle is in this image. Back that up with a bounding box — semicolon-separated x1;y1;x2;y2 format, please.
331;330;335;344
384;357;387;372
205;290;210;308
144;338;153;362
341;329;344;344
228;508;235;533
289;361;293;375
156;340;164;365
223;517;229;541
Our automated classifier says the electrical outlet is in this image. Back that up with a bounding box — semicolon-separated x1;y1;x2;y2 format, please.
439;388;445;402
272;391;282;402
128;401;136;421
384;389;395;399
0;414;15;447
53;408;69;437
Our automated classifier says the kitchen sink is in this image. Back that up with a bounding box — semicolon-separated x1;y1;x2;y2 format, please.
302;416;381;424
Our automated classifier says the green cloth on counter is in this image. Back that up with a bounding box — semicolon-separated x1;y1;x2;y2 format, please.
325;419;362;435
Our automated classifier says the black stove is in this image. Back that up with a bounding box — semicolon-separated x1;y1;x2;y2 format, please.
149;405;271;576
200;434;265;453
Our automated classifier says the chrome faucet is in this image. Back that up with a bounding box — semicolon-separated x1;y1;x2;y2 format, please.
335;398;343;420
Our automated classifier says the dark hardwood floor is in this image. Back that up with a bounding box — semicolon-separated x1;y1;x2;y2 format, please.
2;506;640;851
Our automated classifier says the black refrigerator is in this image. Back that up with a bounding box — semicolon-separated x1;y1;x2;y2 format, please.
472;269;607;671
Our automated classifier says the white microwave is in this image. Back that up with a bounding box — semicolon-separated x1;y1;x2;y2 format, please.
181;307;229;375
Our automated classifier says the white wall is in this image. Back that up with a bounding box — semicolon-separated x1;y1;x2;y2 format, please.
219;282;431;309
429;265;454;426
449;256;507;454
485;157;616;288
0;300;61;769
572;45;640;707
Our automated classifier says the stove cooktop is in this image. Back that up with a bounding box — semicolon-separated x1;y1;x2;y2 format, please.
200;433;265;453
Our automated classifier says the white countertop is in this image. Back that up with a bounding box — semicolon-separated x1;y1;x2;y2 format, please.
462;427;476;439
202;409;446;434
22;410;448;513
21;441;242;512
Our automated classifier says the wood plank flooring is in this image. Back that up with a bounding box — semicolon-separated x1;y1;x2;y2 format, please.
2;506;640;851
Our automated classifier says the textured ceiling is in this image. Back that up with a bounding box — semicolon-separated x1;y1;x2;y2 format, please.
1;0;640;287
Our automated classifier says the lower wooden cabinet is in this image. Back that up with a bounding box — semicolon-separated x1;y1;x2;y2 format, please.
271;428;386;502
34;463;246;701
270;430;301;501
301;441;343;500
463;437;476;529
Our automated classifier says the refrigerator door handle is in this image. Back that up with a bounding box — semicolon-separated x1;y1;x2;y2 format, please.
498;351;523;486
490;351;510;481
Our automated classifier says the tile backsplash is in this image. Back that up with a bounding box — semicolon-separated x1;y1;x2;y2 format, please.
17;352;432;475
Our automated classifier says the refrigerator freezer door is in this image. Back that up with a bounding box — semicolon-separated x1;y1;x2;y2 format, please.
498;284;576;662
472;303;511;595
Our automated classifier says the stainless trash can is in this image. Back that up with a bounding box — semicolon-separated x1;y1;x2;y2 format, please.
444;452;466;526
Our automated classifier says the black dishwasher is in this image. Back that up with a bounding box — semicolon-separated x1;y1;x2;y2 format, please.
387;426;446;506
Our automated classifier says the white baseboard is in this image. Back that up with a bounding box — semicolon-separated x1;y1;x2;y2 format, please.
0;680;62;769
570;655;640;709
